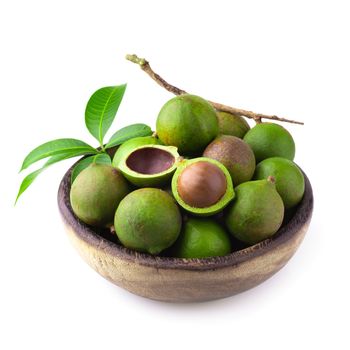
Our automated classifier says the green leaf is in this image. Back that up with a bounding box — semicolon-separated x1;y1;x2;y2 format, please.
44;152;86;166
71;153;112;183
105;123;153;149
85;84;127;147
20;138;97;172
15;152;82;204
15;169;44;204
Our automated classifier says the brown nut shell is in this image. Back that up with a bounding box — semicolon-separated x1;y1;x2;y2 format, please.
177;161;227;208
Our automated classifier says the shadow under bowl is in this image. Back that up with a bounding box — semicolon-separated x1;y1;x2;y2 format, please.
58;165;313;302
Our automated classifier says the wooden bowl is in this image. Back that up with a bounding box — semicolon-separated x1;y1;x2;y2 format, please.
58;165;313;302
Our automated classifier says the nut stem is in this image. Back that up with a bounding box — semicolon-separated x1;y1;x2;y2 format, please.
267;175;276;184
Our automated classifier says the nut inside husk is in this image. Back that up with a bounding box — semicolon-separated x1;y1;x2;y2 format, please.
172;157;235;216
177;161;227;208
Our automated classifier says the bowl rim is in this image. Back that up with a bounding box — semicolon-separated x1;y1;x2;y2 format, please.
58;163;313;271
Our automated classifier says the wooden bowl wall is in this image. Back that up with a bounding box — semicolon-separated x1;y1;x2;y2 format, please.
58;166;313;302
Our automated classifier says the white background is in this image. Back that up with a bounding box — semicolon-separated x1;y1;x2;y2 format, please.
1;1;349;349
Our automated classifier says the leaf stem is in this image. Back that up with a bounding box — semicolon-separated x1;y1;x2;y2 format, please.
125;54;304;126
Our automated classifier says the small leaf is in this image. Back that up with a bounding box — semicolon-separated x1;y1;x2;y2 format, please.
105;123;153;149
15;152;82;204
85;84;127;146
71;153;112;183
20;138;97;172
15;169;44;204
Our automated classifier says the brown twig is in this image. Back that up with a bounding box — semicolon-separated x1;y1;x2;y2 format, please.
126;54;304;125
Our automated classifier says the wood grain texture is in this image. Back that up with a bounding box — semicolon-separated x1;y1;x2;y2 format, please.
58;165;313;302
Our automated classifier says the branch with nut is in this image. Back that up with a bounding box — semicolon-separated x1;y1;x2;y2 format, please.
126;54;303;126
